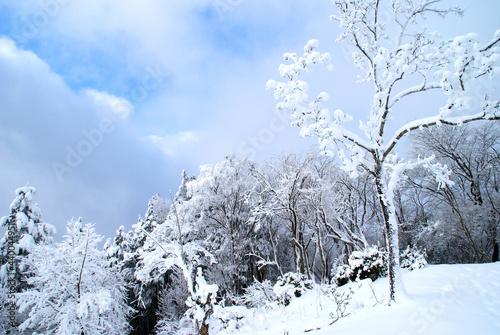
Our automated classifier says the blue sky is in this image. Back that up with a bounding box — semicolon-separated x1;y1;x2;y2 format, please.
0;0;499;240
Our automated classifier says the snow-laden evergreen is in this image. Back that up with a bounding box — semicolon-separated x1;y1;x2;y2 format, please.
0;186;55;291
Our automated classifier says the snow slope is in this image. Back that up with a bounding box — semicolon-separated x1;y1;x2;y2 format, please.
221;262;500;335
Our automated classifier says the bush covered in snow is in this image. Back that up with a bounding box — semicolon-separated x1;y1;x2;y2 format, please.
334;245;428;287
212;305;251;333
238;279;276;308
273;272;313;306
333;246;387;286
400;245;428;271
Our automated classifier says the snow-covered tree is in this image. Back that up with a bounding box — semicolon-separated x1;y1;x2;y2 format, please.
407;123;500;263
182;156;260;297
104;193;170;335
252;154;318;278
186;267;219;335
133;194;169;254
17;218;132;335
130;193;169;308
104;225;127;268
252;153;375;282
138;159;266;332
267;0;500;302
154;267;190;332
176;169;196;203
140;157;261;300
0;186;55;292
135;170;217;332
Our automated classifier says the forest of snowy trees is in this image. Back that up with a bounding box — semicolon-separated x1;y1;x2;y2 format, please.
0;122;499;334
0;0;499;334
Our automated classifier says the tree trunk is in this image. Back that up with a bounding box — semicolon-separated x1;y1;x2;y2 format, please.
375;172;405;303
493;243;499;262
375;177;395;302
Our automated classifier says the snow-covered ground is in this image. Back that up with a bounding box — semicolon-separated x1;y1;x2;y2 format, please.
219;262;500;335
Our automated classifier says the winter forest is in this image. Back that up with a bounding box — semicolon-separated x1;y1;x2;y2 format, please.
1;0;500;334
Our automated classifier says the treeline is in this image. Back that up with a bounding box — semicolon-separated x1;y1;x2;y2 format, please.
0;123;498;334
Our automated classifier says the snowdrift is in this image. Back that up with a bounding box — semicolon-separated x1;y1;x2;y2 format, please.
219;262;500;335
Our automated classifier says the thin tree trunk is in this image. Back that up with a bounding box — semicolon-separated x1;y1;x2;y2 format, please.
375;171;406;303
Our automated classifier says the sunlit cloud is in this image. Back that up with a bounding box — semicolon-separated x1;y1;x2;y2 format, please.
84;88;134;120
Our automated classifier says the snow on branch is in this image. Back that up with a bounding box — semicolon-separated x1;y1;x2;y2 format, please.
384;110;500;159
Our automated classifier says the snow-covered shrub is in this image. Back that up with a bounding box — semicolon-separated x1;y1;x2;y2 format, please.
273;272;313;306
212;305;250;333
208;280;275;333
400;245;427;271
333;246;387;286
238;279;276;308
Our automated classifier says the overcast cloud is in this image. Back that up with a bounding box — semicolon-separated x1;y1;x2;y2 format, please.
0;0;498;240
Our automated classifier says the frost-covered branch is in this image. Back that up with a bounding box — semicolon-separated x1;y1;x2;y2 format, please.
385;111;500;160
389;81;442;108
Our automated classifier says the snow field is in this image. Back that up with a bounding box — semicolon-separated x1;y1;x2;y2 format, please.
216;262;500;335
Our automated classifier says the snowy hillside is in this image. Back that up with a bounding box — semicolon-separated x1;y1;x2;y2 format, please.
220;263;500;335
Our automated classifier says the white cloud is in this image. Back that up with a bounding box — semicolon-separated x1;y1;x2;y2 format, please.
84;88;134;120
146;131;199;157
0;36;176;241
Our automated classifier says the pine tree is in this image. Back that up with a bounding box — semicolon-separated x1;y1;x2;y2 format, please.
0;186;56;292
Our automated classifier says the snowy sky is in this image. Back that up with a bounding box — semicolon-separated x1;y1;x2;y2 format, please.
0;0;499;240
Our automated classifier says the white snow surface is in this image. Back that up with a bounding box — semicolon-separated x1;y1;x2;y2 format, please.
218;262;500;335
